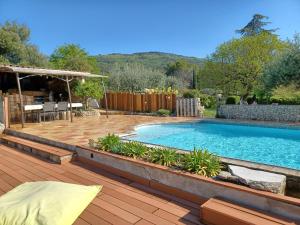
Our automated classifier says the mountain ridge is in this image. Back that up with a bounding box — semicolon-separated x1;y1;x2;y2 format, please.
95;51;204;72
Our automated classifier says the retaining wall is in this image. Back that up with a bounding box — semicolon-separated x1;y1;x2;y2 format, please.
217;105;300;122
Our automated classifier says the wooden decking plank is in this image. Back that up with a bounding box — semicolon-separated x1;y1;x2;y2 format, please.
92;197;141;224
0;154;57;180
0;164;27;183
80;210;112;225
73;218;91;225
102;187;158;213
135;219;155;225
131;182;200;212
0;177;14;192
86;203;132;225
0;149;68;182
114;185;194;218
153;209;201;225
0;145;64;173
99;194;174;225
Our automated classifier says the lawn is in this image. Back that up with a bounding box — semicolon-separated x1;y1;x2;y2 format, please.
203;108;216;118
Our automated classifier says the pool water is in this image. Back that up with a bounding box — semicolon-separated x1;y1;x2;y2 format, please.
127;121;300;170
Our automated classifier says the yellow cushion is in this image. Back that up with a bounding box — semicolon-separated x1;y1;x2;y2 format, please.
0;181;102;225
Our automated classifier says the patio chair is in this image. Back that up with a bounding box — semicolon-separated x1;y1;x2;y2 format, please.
56;101;69;120
40;102;56;122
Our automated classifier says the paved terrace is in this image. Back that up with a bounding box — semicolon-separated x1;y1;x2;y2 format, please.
10;115;197;146
0;144;202;225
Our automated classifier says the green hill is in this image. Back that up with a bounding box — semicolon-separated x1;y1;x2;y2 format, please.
95;52;204;72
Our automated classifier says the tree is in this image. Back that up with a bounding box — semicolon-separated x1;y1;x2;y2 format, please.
236;14;277;37
108;63;166;92
263;34;300;89
166;60;195;88
50;44;98;73
165;76;183;90
0;21;47;66
199;33;287;98
73;79;104;109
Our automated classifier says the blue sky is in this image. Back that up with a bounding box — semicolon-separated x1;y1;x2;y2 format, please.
1;0;300;58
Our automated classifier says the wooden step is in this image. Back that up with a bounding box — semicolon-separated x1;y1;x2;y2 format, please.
200;198;295;225
1;135;74;164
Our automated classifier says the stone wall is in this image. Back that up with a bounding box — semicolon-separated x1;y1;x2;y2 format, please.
217;105;300;122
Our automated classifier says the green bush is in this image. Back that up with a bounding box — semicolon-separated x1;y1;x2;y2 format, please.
200;94;216;108
156;109;171;117
182;90;197;98
149;148;178;167
182;89;216;108
121;142;148;159
226;96;240;104
270;85;300;105
183;149;221;177
97;134;120;151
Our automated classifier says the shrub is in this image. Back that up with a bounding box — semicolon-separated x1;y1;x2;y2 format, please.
226;96;240;104
121;142;148;159
97;134;120;151
200;94;216;108
73;79;104;110
149;148;178;167
182;90;197;98
183;149;221;177
182;89;216;108
156;109;171;117
270;85;300;105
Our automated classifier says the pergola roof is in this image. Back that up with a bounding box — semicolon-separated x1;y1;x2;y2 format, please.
0;65;107;78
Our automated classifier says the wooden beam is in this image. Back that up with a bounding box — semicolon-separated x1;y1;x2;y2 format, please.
16;73;25;128
66;77;73;122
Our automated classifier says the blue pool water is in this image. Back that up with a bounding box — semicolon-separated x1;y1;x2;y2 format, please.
127;121;300;170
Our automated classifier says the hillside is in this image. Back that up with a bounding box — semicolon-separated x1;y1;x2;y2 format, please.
95;52;204;72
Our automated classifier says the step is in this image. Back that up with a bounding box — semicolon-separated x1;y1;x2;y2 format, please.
200;198;295;225
1;135;74;164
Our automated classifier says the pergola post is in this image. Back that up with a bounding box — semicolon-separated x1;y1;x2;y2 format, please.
101;80;109;118
66;77;73;122
16;73;25;128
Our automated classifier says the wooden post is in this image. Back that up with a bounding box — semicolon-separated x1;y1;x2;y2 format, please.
16;73;25;128
66;77;73;122
3;96;9;128
101;80;108;118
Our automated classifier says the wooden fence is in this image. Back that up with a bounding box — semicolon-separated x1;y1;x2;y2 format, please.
176;98;203;117
101;92;176;113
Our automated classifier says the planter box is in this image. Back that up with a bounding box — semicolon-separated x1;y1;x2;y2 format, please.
76;146;300;223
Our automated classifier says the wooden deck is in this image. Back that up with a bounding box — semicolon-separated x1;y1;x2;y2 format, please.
0;144;202;225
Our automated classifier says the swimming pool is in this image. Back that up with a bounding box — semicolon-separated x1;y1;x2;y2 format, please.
126;121;300;170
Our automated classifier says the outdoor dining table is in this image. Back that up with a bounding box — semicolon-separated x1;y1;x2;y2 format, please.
24;103;83;122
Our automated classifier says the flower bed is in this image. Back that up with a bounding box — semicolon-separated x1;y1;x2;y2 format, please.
89;134;222;177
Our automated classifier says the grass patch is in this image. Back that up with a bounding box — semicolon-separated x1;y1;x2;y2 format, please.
203;108;216;118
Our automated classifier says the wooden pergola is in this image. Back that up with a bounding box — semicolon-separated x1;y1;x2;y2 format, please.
0;65;108;128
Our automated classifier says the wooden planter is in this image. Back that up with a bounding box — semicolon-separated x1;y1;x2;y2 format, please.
76;146;300;223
